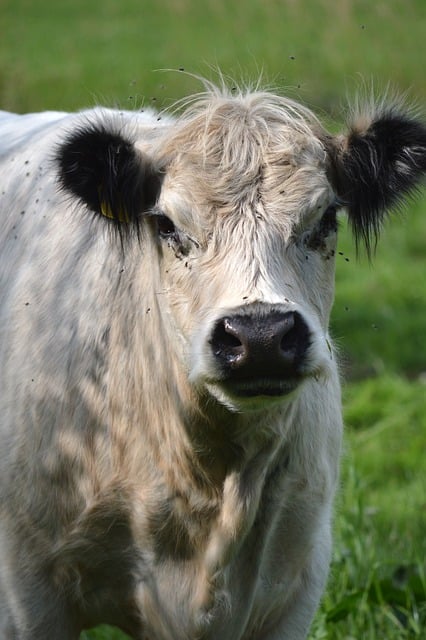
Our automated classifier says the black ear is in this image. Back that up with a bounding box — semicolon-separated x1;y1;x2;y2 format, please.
330;105;426;254
57;121;163;234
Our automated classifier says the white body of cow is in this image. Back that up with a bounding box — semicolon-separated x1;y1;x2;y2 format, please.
0;85;424;639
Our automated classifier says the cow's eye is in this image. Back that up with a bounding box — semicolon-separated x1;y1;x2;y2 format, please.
303;205;339;252
320;205;338;231
156;214;177;239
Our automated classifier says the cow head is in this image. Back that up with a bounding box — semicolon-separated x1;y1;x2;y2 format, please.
57;90;426;412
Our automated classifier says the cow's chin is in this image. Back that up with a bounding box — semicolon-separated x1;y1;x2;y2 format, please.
205;377;303;413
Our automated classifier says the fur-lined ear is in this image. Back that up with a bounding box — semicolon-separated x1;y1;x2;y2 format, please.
57;121;163;236
329;104;426;254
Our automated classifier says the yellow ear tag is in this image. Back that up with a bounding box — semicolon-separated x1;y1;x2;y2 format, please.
100;200;130;223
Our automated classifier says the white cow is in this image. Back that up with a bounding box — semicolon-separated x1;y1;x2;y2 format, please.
0;83;425;639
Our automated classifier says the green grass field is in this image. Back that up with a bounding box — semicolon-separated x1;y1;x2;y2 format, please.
1;0;425;637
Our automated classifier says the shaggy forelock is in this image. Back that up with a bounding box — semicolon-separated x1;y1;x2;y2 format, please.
158;87;330;226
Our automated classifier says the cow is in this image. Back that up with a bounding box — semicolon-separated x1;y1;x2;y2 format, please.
0;81;425;640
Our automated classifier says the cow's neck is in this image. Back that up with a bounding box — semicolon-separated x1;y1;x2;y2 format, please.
153;389;285;544
156;388;284;492
173;403;291;624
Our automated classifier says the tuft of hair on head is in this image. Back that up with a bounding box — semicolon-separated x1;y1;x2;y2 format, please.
56;118;163;243
329;94;426;256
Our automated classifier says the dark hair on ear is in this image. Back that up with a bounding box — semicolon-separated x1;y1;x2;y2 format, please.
57;120;163;241
330;104;426;255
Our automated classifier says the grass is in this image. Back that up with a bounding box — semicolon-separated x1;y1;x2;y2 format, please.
312;374;426;639
1;0;425;637
333;201;426;380
1;0;426;113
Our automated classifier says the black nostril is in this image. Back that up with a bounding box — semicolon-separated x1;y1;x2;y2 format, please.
221;319;244;349
281;335;295;356
280;312;311;360
210;318;246;363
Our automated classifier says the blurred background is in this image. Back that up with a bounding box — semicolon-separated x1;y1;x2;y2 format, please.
1;0;425;637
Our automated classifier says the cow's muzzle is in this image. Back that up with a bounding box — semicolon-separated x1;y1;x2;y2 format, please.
209;305;311;398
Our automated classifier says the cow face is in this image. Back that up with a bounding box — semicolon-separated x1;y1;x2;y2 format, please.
57;90;426;412
152;118;338;412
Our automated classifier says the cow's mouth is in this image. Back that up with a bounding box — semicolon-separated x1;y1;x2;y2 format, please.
222;377;300;398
